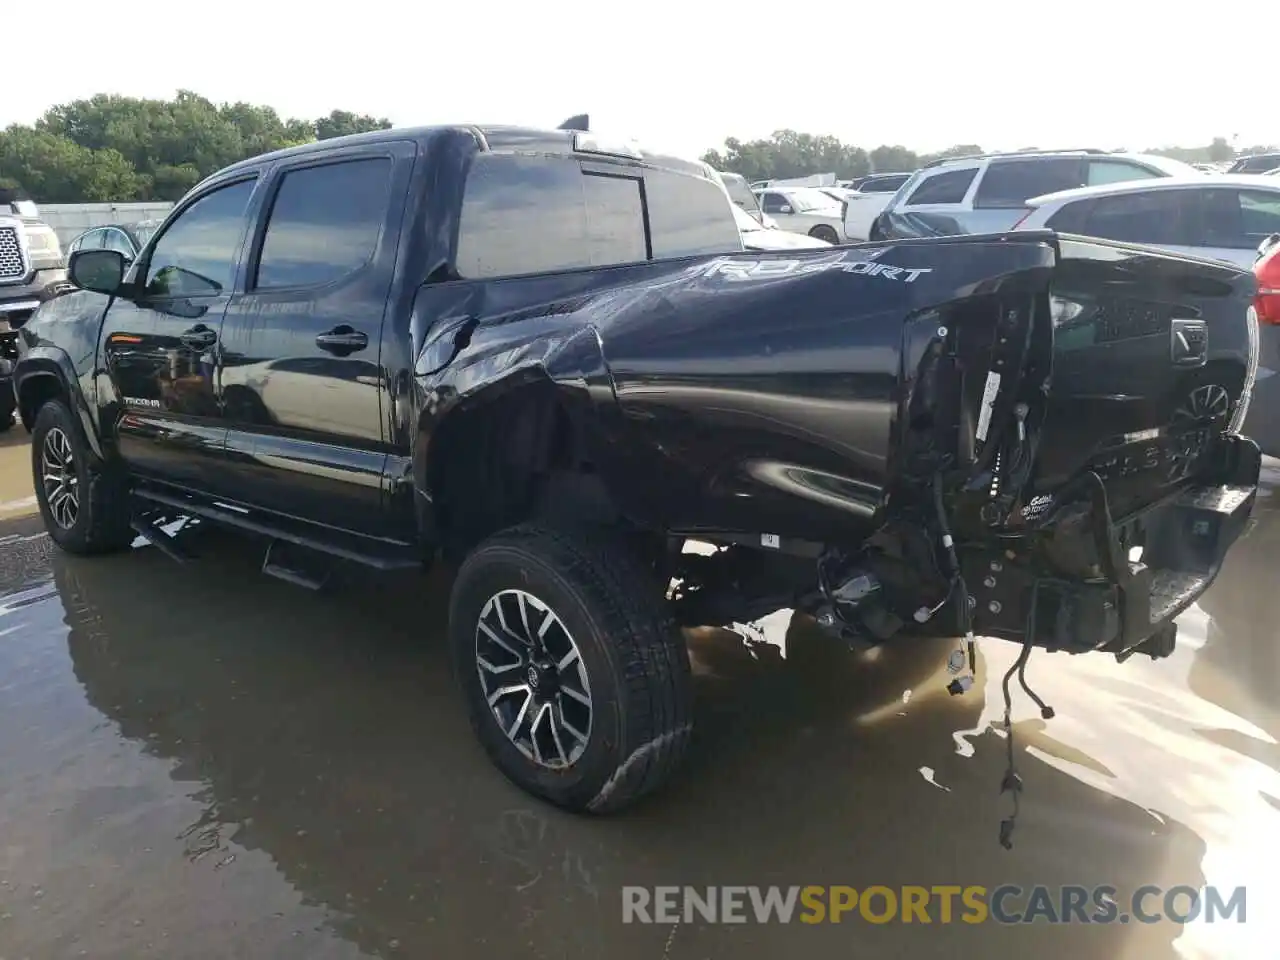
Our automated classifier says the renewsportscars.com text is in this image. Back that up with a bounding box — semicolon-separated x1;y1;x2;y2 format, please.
621;885;1247;925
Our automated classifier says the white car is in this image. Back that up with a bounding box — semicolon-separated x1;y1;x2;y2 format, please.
752;187;844;244
840;173;915;241
1013;174;1280;269
732;204;831;251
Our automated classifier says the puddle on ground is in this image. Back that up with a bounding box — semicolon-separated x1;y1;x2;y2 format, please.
0;480;1274;958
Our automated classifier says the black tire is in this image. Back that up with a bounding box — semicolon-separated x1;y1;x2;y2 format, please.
0;398;14;432
449;524;693;813
810;225;839;244
31;399;133;555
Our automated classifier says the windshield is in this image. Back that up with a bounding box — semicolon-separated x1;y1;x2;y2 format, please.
785;188;841;212
719;172;762;216
732;205;763;232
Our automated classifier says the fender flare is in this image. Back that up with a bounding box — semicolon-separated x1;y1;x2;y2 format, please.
14;346;107;461
411;324;620;542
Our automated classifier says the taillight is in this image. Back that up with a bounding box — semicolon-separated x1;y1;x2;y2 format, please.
1256;244;1280;324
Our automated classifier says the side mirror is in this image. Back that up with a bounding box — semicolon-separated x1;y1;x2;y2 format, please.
778;204;793;215
69;249;126;295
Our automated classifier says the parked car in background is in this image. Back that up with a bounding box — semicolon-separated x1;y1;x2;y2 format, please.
1228;154;1280;175
66;220;163;264
1255;233;1280;323
1011;175;1280;269
732;204;831;250
870;149;1201;240
753;186;844;243
840;172;916;240
0;188;69;330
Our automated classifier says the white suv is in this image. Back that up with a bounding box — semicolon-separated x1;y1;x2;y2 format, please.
870;150;1202;240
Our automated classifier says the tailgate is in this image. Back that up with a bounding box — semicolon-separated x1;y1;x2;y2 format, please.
841;193;893;241
1030;234;1259;519
948;233;1261;658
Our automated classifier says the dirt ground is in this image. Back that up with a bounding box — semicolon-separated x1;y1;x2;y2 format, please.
0;426;1275;959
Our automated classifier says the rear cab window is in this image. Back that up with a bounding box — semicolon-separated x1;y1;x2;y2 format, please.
903;167;979;206
974;158;1084;209
455;153;740;279
860;174;910;193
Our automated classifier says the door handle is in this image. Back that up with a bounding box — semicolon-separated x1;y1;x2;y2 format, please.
315;326;368;354
179;325;217;349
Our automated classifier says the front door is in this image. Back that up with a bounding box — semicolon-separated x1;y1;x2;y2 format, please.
217;144;412;537
100;176;259;494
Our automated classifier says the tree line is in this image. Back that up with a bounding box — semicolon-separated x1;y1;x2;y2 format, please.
0;91;391;203
701;132;1280;182
2;92;1275;202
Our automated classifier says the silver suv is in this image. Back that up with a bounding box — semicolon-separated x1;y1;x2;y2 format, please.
870;149;1202;240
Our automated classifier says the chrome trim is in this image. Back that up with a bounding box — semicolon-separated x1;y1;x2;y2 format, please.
0;218;30;285
0;299;40;315
1230;305;1260;434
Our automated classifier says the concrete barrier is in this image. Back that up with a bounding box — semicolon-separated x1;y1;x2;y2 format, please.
38;202;175;247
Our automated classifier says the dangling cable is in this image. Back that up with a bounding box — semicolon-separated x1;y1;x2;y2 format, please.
932;472;978;695
998;583;1055;850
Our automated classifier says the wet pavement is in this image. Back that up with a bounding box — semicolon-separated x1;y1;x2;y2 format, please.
0;428;1277;959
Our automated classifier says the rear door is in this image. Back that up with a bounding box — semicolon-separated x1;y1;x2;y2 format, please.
100;176;260;493
217;142;414;536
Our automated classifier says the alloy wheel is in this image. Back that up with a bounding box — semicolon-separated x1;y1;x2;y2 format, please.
40;427;80;530
1174;383;1231;422
475;589;593;769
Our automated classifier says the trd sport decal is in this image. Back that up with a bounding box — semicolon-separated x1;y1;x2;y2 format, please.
688;250;934;284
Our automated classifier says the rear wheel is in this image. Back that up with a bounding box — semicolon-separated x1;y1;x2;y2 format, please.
449;524;693;813
810;224;839;244
31;399;133;555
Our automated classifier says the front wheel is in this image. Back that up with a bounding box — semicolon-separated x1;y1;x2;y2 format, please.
810;225;840;244
31;399;134;554
449;524;693;813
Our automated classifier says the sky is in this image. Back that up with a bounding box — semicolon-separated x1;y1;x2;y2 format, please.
8;0;1273;160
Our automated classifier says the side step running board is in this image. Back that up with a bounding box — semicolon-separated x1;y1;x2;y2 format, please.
130;516;195;564
131;486;421;571
262;539;331;592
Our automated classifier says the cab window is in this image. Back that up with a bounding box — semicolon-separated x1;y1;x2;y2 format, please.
145;179;256;297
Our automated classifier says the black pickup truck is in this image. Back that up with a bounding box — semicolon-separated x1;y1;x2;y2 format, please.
10;123;1263;814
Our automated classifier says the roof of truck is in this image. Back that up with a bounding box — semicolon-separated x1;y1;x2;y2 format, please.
213;124;709;181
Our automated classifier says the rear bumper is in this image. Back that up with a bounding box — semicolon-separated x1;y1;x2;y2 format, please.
964;433;1261;659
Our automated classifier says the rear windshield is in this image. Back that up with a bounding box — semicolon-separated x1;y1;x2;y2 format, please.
455;154;741;279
